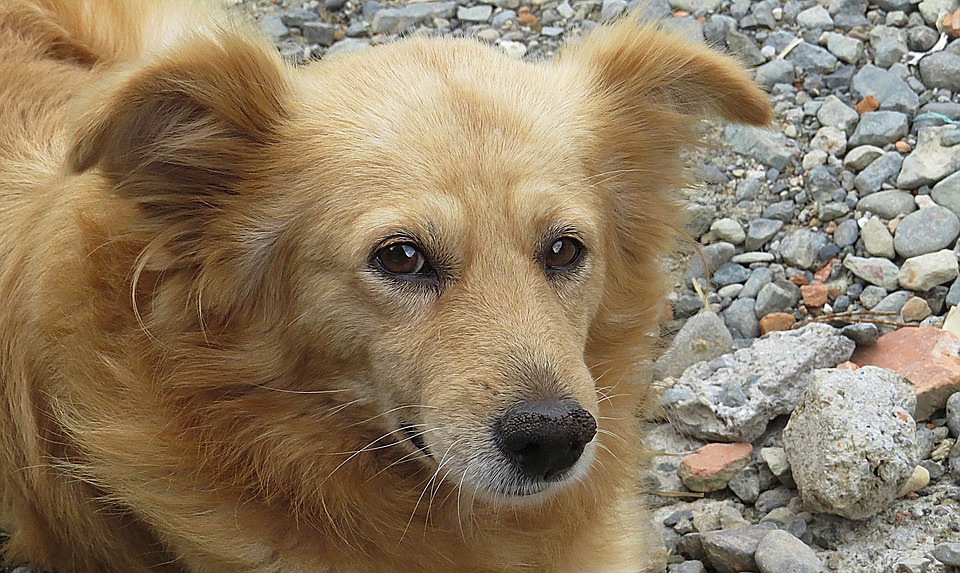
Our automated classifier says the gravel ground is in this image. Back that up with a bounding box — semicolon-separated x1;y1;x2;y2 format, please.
5;0;960;571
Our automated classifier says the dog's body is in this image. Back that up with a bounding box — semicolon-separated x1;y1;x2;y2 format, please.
0;2;769;571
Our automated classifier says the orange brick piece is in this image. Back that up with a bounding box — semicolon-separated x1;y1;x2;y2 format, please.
678;443;753;493
760;312;796;335
852;327;960;420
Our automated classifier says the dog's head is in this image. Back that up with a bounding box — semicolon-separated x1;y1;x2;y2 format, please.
67;20;768;503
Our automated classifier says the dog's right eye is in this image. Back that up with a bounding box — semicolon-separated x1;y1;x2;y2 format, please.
375;242;434;278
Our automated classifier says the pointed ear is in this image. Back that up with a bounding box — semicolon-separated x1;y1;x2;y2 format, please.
66;26;290;253
560;19;770;126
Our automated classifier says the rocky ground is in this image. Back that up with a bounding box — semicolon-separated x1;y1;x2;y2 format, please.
6;0;960;571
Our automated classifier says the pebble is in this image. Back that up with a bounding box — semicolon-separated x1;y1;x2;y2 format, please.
932;170;960;219
895;464;930;496
656;312;734;379
678;443;754;493
755;280;802;318
712;263;751;287
848;111;909;148
754;529;823;573
862;216;897;259
898;126;960;189
900;296;932;322
948;391;960;437
745;218;784;251
843;254;901;290
759;312;797;334
898;249;960;291
823;32;864;65
853;152;904;195
779;230;827;270
668;561;707;573
840;323;880;347
857;190;916;219
850;65;920;115
711;218;745;244
724;298;760;339
920;52;960;91
893;205;960;259
844;145;884;173
700;524;777;573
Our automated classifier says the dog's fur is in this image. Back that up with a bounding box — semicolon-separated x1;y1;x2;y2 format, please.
0;1;770;571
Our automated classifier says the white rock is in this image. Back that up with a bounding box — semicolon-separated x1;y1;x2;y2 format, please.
898;249;960;291
710;218;746;245
783;367;919;520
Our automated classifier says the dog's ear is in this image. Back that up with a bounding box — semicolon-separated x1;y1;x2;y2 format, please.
559;19;770;127
66;27;289;254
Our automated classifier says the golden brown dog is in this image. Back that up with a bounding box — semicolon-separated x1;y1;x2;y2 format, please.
0;1;769;571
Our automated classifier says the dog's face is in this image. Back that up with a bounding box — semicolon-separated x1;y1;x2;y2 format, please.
67;23;768;503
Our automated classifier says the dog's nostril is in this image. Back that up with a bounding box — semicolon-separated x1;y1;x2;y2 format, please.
494;399;597;482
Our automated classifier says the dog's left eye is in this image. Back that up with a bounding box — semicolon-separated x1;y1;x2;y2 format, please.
375;242;434;277
543;237;584;272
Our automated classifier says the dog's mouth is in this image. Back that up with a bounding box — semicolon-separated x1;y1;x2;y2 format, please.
399;421;433;458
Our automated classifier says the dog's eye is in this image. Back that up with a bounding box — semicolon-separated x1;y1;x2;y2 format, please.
375;243;432;276
544;237;583;272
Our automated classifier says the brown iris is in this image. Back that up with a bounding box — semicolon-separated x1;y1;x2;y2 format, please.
375;242;430;276
544;237;583;272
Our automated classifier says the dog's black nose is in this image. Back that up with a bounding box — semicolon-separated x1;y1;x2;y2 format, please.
495;400;597;481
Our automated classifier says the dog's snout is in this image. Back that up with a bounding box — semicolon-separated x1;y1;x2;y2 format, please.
495;400;597;481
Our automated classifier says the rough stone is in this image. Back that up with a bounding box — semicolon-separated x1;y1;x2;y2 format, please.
850;65;920;115
898;126;960;189
678;443;753;493
857;189;915;219
656;312;734;379
842;254;901;290
898;250;960;291
700;524;778;573
932;170;960;220
755;529;823;573
853;153;904;195
661;324;855;442
844;145;884;173
724;298;760;340
782;367;919;520
862;216;897;259
848;111;909;148
893;205;960;258
745;218;784;250
723;125;797;170
755;280;802;318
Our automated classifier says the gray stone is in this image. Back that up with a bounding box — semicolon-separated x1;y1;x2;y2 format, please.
756;486;795;514
711;218;745;244
686;203;717;239
948;277;960;307
933;542;960;567
760;446;795;488
723;298;760;340
850;65;920;115
755;280;802;318
763;200;796;222
908;25;942;52
754;60;797;90
783;367;919;520
457;4;492;21
701;524;778;573
729;465;760;504
780;230;828;270
258;14;289;39
841;323;880;347
844;145;884;173
370;2;457;34
869;26;908;69
755;530;823;573
833;219;859;248
857;189;916;219
660;16;704;42
796;5;833;28
713;263;751;287
898;126;960;189
726;30;766;66
301;21;338;46
899;250;960;291
848;111;909;148
281;8;320;27
656;312;735;379
745;218;784;250
686;242;737;285
947;392;960;438
669;0;722;11
661;324;855;442
324;38;371;60
787;42;839;73
893;206;960;258
931;170;960;219
843;254;901;290
810;126;847;157
817;95;860;135
862;216;896;259
872;289;912;313
920;51;960;91
739;268;773;300
853;153;904;195
919;0;959;26
668;561;707;573
860;285;888;309
824;32;864;65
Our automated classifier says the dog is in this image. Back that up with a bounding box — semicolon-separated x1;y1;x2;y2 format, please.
0;1;770;571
